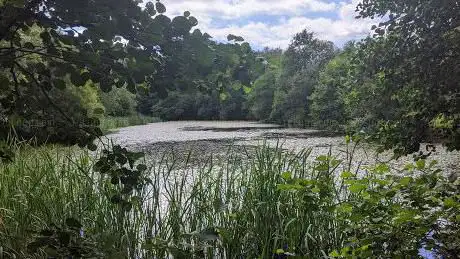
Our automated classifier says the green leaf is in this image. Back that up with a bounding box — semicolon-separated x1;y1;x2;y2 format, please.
329;250;340;257
277;184;303;191
416;159;426;170
243;86;252;94
312;186;321;193
337;203;353;213
341;171;354;179
399;177;412;186
275;249;285;255
155;1;166;13
219;92;228;101
316;155;329;162
349;183;366;193
375;163;390;174
281;171;292;180
345;135;351;144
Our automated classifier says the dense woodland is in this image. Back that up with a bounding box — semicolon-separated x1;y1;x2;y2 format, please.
0;0;459;258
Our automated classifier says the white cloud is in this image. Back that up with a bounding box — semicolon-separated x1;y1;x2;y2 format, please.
164;0;337;19
155;0;377;49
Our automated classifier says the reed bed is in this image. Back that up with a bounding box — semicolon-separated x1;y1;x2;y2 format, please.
2;141;446;258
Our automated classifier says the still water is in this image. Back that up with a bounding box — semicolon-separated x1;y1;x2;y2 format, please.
108;121;459;174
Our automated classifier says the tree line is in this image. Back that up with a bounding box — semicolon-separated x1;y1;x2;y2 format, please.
146;0;460;157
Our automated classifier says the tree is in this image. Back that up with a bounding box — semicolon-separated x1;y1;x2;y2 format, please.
309;46;353;130
247;71;277;121
0;0;197;146
100;87;137;117
268;29;336;126
356;0;460;154
282;30;336;77
145;37;264;121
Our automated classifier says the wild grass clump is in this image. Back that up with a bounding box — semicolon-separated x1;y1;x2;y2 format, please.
0;141;458;258
0;145;137;258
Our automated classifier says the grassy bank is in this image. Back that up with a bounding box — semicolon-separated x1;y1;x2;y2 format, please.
0;143;458;258
100;115;161;133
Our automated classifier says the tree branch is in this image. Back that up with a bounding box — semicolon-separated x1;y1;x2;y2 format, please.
10;64;20;99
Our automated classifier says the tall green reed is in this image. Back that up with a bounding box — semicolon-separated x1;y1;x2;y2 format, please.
0;142;352;258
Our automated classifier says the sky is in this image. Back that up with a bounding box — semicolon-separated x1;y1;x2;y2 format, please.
161;0;376;50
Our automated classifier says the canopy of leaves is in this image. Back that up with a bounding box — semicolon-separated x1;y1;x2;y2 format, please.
0;0;201;146
354;0;460;154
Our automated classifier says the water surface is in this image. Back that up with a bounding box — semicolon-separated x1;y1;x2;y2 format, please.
108;121;459;174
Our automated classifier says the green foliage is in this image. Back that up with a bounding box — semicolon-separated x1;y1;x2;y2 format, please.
333;159;460;258
100;87;137;117
352;0;460;154
144;36;266;121
309;47;353;130
93;145;148;211
0;0;199;147
2;142;458;258
263;30;337;126
27;218;101;257
247;71;277;120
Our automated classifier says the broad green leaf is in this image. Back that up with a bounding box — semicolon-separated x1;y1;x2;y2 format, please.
399;177;412;186
219;92;228;101
416;159;426;170
311;186;320;193
340;171;355;179
316;155;329;162
281;171;292;180
337;203;353;213
349;183;366;193
243;86;252;94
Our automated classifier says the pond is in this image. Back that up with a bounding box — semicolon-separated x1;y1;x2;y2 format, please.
108;121;459;174
107;121;457;259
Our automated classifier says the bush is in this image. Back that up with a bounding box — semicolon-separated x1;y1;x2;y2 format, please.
100;87;137;117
